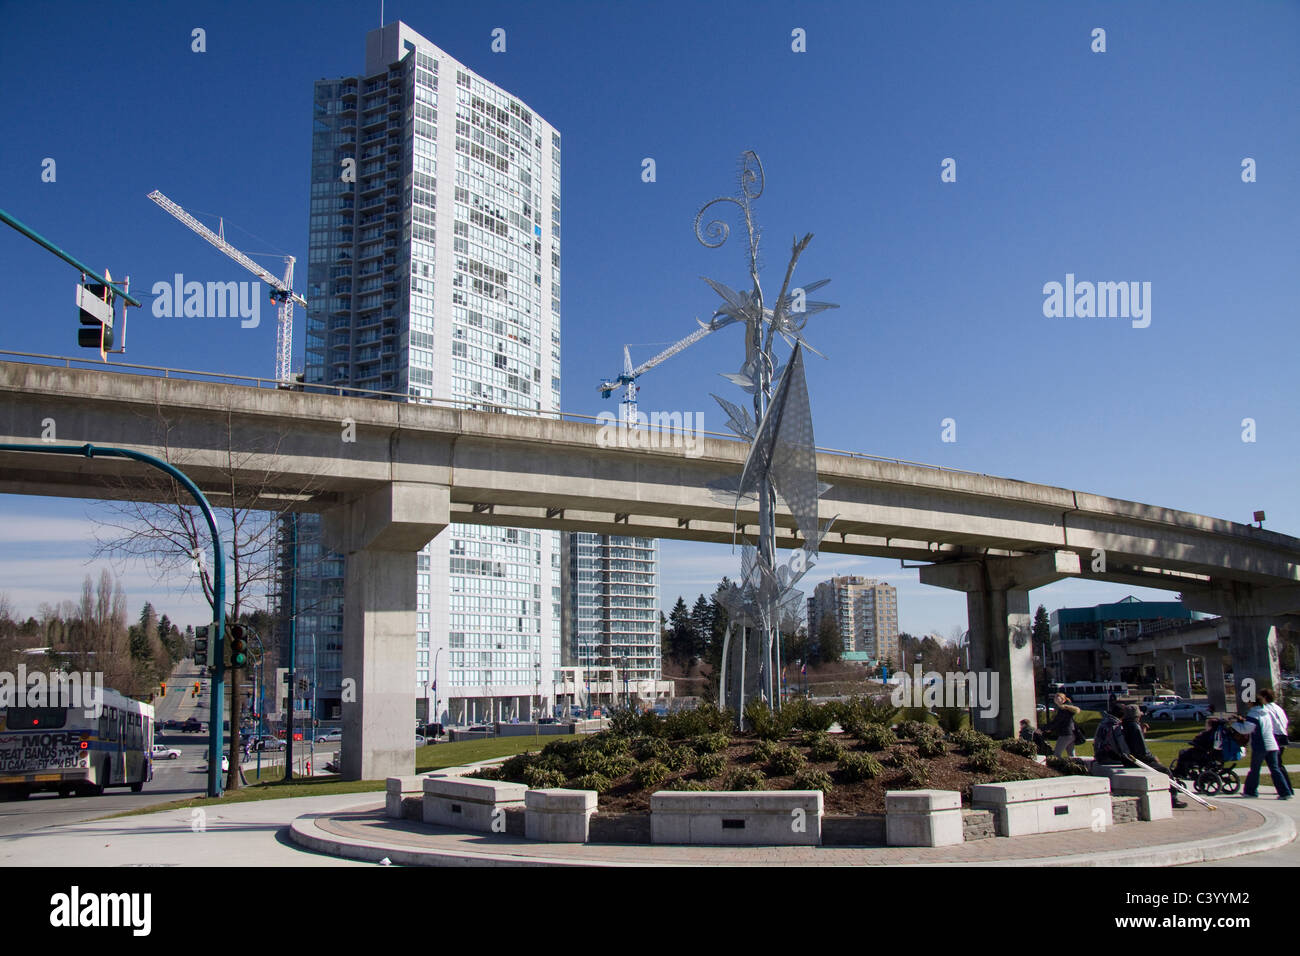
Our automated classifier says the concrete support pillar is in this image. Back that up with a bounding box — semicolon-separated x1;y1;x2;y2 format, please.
323;482;449;780
1170;655;1192;699
1202;653;1228;714
964;586;1035;738
920;551;1081;738
1226;616;1280;714
1182;583;1297;716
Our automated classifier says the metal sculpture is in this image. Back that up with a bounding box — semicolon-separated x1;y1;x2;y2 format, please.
693;151;839;726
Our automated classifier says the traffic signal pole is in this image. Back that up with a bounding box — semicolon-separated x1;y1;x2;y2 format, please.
0;443;227;797
0;208;142;308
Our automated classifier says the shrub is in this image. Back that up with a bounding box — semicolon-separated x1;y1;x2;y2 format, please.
692;732;731;755
1000;737;1037;759
896;719;940;741
988;766;1036;783
744;699;782;740
605;754;637;778
793;767;834;793
950;728;995;756
541;737;584;760
915;735;947;759
572;772;612;793
634;759;671;789
933;707;970;733
634;736;671;761
664;777;708;791
662;745;694;771
496;751;537;782
664;704;732;740
839;716;868;739
695;752;726;778
524;766;566;789
898;706;937;726
751;738;776;763
782;698;836;732
900;760;931;787
1047;755;1091;776
857;695;901;726
805;732;843;763
858;723;897;751
573;749;613;776
837;750;883;782
473;766;501;780
966;747;1001;773
585;733;630;756
767;745;806;776
610;709;656;738
726;767;767;791
883;747;911;768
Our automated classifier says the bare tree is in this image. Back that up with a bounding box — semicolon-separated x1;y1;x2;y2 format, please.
91;405;325;790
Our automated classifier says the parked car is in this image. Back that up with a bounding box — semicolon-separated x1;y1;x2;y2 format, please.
162;719;182;731
317;730;343;742
150;744;181;760
1142;694;1181;707
182;718;203;733
253;735;285;752
1148;701;1209;721
415;735;427;746
201;754;230;772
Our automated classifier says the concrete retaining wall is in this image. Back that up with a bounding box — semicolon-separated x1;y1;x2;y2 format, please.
885;790;964;847
649;791;823;845
423;776;527;832
823;814;885;846
589;812;652;844
972;776;1112;837
525;788;597;843
962;809;996;841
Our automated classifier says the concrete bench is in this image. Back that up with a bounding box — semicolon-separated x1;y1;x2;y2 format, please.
525;789;598;842
972;776;1112;837
649;791;823;846
885;789;964;847
422;777;528;833
1093;767;1173;821
385;775;431;819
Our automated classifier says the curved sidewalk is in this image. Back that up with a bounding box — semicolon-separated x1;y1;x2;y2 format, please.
290;796;1295;867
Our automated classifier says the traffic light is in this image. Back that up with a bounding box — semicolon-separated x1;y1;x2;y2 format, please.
194;625;209;666
76;273;115;360
230;626;248;668
160;681;167;697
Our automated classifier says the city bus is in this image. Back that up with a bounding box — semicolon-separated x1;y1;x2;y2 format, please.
0;688;154;799
1046;680;1129;708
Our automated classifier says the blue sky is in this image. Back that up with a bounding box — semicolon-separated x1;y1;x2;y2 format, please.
0;1;1296;637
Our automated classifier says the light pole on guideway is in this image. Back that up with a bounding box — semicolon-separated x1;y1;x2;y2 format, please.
0;442;228;798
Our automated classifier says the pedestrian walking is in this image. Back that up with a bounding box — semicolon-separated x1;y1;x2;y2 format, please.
1243;696;1294;800
1259;688;1293;794
1046;693;1081;757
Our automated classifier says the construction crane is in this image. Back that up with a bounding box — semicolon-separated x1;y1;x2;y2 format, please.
148;190;306;382
598;320;721;423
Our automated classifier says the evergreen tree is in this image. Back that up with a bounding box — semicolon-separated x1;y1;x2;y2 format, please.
816;616;843;664
667;596;695;664
689;595;712;661
1032;604;1051;649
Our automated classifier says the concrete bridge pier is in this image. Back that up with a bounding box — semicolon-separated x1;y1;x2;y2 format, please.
1202;653;1229;714
1184;584;1298;714
323;482;449;780
1158;652;1194;700
920;551;1081;738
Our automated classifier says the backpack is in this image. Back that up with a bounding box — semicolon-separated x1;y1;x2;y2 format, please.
1093;716;1125;761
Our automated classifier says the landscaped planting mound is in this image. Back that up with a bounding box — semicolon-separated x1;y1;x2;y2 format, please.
471;699;1061;814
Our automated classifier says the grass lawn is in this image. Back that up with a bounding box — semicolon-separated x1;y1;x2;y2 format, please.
100;734;557;819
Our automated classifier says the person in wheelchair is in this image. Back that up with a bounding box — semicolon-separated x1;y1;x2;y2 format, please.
1172;719;1223;779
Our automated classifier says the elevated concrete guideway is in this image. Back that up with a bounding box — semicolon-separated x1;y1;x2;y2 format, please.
2;359;1298;767
2;360;1297;591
